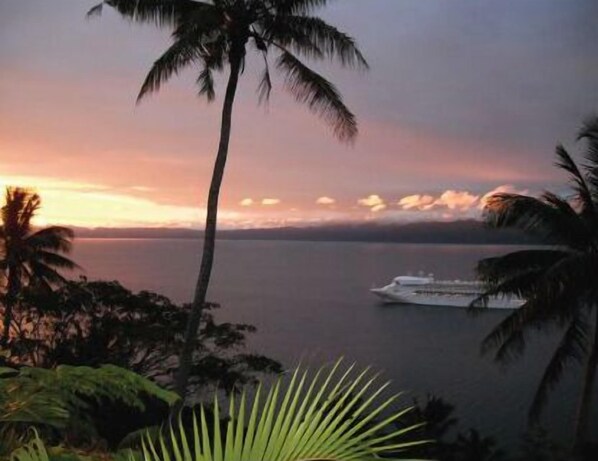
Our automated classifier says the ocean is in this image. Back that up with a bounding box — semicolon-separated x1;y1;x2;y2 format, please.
72;238;588;448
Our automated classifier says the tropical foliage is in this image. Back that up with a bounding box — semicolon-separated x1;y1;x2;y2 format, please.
9;432;49;461
4;279;281;395
475;117;598;452
0;187;77;346
398;395;510;461
137;360;426;461
89;0;368;399
0;364;178;454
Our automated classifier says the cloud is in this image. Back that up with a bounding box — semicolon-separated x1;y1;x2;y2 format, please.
316;196;336;205
239;198;254;206
397;185;532;217
262;198;281;206
358;194;387;212
398;194;436;211
434;190;479;211
398;190;479;212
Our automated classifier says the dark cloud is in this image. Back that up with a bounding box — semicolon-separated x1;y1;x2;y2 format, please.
325;0;598;152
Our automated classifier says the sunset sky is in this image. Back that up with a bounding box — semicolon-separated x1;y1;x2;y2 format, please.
1;0;597;228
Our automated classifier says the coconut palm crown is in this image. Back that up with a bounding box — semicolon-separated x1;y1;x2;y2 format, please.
0;187;78;345
89;0;368;400
89;0;367;140
475;117;598;451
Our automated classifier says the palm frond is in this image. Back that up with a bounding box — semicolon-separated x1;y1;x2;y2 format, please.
266;15;368;69
26;262;68;289
476;249;569;285
30;251;79;271
484;192;594;250
474;267;546;311
481;307;530;364
91;0;205;27
86;3;104;19
555;144;595;215
272;0;330;15
2;188;40;239
277;51;357;142
480;253;596;363
197;68;216;101
578;115;598;199
141;360;427;461
529;314;589;421
257;53;272;104
138;37;204;101
25;227;74;253
18;194;41;237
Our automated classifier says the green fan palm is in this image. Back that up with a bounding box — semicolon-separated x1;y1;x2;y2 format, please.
475;117;598;452
0;187;78;346
141;360;427;461
88;0;368;400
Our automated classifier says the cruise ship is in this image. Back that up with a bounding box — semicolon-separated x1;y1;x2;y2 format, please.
370;275;523;309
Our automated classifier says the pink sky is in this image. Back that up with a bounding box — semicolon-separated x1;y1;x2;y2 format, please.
1;0;596;228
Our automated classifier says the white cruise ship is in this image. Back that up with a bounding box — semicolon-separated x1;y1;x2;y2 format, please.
370;275;523;309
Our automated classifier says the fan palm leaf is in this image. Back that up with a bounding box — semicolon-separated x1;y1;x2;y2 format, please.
140;361;427;461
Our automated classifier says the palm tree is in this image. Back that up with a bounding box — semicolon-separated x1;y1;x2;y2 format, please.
89;0;368;399
475;117;598;452
0;187;78;346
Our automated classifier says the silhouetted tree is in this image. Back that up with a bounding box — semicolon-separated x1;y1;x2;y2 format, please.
476;117;598;453
0;187;77;346
89;0;368;400
453;429;506;461
7;279;281;396
517;428;568;461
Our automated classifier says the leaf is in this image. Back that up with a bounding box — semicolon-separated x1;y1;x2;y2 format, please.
140;360;426;461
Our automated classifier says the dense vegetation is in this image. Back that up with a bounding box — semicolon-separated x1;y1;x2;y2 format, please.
6;280;281;394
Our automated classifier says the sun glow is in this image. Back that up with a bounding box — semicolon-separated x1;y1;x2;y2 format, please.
0;174;217;228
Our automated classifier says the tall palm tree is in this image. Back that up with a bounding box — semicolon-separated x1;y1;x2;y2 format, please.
90;0;368;399
475;117;598;452
0;187;77;345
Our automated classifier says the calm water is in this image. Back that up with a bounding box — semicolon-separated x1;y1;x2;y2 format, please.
72;238;591;447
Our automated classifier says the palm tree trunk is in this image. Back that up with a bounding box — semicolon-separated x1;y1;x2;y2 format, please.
173;51;243;401
1;269;19;346
573;305;598;453
1;298;13;346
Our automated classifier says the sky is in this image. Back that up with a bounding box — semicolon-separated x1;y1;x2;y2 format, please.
0;0;597;228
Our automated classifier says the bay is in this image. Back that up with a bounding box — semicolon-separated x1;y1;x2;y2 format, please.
72;238;588;448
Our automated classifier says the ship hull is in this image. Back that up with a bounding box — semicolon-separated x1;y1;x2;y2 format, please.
370;288;522;309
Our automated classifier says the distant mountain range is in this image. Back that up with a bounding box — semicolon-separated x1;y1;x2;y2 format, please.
73;220;537;244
